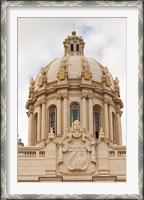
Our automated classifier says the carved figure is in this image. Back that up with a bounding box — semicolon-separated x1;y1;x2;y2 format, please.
84;68;91;80
114;77;120;97
102;67;111;87
38;67;46;87
57;68;65;80
29;78;34;98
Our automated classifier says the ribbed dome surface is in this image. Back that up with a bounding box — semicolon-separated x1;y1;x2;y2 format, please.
34;54;115;91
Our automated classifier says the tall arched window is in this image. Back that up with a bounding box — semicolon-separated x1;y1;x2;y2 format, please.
34;113;38;142
77;44;79;51
93;106;101;138
71;44;74;51
70;103;80;127
49;105;57;134
112;112;116;142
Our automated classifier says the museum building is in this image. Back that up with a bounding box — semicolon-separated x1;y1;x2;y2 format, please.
18;31;126;182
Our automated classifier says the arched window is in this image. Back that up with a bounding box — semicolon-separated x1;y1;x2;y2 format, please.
34;113;38;142
77;44;79;51
49;105;57;134
71;44;74;51
112;112;116;142
93;106;101;138
70;103;80;127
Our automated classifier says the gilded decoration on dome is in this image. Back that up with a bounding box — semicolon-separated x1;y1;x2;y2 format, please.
38;75;43;87
84;68;91;80
57;68;65;80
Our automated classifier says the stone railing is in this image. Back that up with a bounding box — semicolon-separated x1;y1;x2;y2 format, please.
109;150;126;158
68;78;81;84
18;150;45;158
118;150;126;157
109;151;115;157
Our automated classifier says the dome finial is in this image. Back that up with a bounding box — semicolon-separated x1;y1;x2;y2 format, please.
72;23;76;35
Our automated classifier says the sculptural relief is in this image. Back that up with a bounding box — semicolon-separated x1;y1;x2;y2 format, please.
84;68;91;80
58;120;96;174
58;68;65;80
102;67;112;87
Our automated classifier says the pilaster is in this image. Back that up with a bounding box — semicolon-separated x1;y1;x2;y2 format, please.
109;105;113;141
63;95;68;134
116;107;122;145
88;96;93;135
28;106;34;146
41;101;46;140
57;96;62;136
37;105;41;141
103;101;109;139
81;95;87;129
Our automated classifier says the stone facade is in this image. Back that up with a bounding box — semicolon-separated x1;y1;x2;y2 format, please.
18;31;126;182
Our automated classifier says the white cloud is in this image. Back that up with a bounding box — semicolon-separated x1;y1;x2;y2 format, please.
18;18;126;145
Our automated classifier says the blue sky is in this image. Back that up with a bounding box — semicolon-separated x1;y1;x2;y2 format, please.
18;18;126;145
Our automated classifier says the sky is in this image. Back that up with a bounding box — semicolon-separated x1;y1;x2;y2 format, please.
18;18;126;146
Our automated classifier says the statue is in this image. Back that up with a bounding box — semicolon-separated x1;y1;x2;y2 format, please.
29;78;34;98
102;67;111;87
114;77;120;97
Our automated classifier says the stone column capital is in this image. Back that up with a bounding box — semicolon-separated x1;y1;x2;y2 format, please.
88;95;93;100
29;107;34;114
63;94;69;99
116;108;122;116
41;97;47;104
103;98;112;105
57;95;62;100
81;94;87;99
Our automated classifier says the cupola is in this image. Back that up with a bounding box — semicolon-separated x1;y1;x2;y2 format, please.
63;31;85;55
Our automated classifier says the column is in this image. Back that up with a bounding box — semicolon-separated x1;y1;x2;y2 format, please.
82;96;87;129
89;96;93;135
104;102;109;138
109;105;113;140
57;96;61;136
37;105;41;141
28;108;33;146
74;42;76;52
41;102;46;140
116;111;122;145
63;96;68;134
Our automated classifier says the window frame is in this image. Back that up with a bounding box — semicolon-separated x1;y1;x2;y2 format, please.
70;102;80;127
93;105;101;138
48;105;57;135
34;112;38;142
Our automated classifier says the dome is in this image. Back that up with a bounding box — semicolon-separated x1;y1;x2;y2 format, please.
27;30;123;147
33;31;116;93
34;55;115;92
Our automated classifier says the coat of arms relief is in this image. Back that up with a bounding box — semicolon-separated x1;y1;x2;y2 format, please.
58;120;96;174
